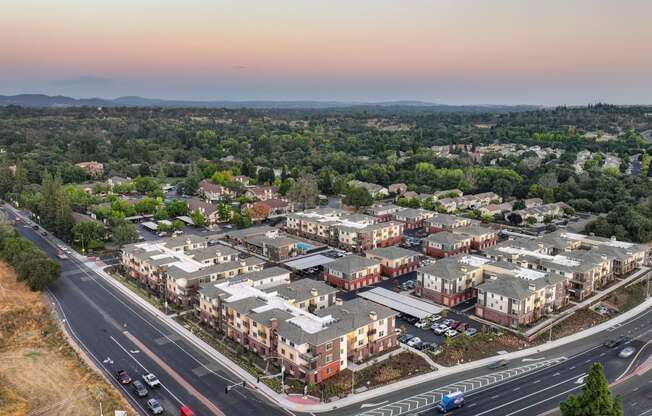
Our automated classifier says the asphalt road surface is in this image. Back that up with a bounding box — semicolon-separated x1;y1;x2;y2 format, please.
3;205;287;416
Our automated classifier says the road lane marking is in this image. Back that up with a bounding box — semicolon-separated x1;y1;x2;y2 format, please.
360;400;388;409
46;288;150;416
114;333;225;416
502;385;583;416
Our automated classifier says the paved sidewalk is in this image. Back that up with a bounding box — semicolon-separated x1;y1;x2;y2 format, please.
91;258;652;413
7;203;652;413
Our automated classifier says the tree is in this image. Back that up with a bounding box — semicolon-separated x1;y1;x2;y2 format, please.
526;216;538;225
233;212;252;229
211;170;233;185
507;212;523;225
22;258;61;291
246;203;271;221
133;176;160;194
112;222;139;246
560;363;623;416
181;163;204;195
344;187;373;210
190;210;207;228
165;199;188;217
172;219;185;231
218;203;232;222
72;221;106;250
288;175;319;210
512;199;526;210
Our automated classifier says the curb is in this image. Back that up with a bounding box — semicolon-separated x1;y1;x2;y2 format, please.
94;258;652;413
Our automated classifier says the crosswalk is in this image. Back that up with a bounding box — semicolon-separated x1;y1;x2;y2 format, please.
356;357;567;416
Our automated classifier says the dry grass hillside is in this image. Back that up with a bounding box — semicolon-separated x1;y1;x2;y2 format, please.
0;263;134;416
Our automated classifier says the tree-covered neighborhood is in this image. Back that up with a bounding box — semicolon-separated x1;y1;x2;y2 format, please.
1;103;651;415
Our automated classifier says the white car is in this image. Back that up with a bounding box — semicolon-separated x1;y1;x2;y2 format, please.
414;320;428;329
445;329;459;338
433;325;448;335
142;373;161;388
406;337;422;347
147;398;164;415
430;314;442;322
395;328;402;335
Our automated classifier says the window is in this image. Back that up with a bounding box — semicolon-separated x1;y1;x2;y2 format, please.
358;328;363;335
325;342;333;351
327;367;333;375
281;348;285;355
319;296;325;301
299;303;305;309
325;354;333;363
379;319;384;325
379;331;384;337
358;340;363;346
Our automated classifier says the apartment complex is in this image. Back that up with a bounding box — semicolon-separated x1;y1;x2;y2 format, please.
322;255;382;291
198;278;397;384
422;232;472;258
286;208;403;252
121;235;265;305
475;266;567;328
416;255;488;306
392;208;436;230
425;214;476;233
456;225;499;250
365;246;421;277
484;231;649;301
366;203;405;222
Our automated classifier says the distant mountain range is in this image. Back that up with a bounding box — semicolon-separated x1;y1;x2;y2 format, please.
0;93;540;111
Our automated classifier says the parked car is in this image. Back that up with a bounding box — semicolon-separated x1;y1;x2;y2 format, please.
456;322;469;332
132;380;148;397
395;328;402;335
487;359;509;369
116;369;131;384
441;319;454;327
405;316;419;324
407;337;422;347
464;328;478;337
399;334;415;343
41;231;48;236
430;323;441;331
445;329;459;338
618;346;636;358
433;325;448;335
415;320;428;329
147;398;164;415
142;373;161;388
422;342;439;352
430;314;442;322
449;321;461;330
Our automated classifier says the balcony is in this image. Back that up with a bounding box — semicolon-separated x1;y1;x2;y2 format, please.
299;352;320;370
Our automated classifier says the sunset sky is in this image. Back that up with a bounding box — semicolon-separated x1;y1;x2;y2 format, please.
1;0;651;104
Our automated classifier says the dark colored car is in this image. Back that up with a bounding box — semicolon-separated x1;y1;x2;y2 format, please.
116;369;132;384
487;359;509;370
132;380;148;397
32;225;39;230
399;334;415;343
604;336;632;348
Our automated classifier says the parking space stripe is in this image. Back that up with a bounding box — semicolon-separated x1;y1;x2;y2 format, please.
356;358;567;416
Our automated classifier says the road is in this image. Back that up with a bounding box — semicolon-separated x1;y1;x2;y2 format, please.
306;305;652;416
3;205;286;416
